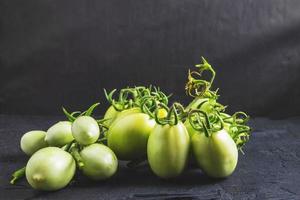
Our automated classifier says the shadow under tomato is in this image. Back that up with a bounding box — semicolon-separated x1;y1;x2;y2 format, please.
70;161;223;188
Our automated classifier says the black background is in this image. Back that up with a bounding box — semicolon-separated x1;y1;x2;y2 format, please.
1;0;300;118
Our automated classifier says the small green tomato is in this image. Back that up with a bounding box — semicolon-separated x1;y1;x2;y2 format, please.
20;130;48;156
45;121;74;147
26;147;75;191
72;116;100;145
80;144;118;180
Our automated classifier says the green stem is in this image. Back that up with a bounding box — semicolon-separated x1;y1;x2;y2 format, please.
10;167;26;184
62;141;74;152
188;109;211;137
70;146;84;169
62;107;76;122
85;102;100;116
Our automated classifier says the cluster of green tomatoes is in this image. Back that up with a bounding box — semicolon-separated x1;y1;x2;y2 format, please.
10;57;251;191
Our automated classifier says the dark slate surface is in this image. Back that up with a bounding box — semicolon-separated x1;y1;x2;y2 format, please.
0;114;300;200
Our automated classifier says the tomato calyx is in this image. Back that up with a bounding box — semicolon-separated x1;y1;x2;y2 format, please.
104;86;170;114
188;109;224;137
62;102;100;122
142;100;187;126
63;103;107;133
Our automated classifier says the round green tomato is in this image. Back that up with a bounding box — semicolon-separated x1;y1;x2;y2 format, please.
26;147;75;191
192;129;238;178
104;107;141;127
72;116;100;145
45;121;73;147
80;144;118;180
111;107;141;124
108;112;155;160
20;130;48;156
147;122;190;179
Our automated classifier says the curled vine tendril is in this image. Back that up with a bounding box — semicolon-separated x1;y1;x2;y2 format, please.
188;109;223;137
221;111;251;151
185;57;216;98
104;86;169;112
141;100;187;126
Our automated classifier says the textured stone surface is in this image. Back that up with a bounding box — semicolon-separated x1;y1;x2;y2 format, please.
0;115;300;199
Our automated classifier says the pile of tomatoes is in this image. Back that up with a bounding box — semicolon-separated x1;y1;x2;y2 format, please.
10;57;251;191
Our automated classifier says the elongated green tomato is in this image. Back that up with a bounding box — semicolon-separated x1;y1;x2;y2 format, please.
103;106;119;127
183;120;197;166
108;112;155;160
80;144;118;180
184;120;195;138
192;129;238;178
45;121;73;147
20;130;48;156
26;147;75;191
186;97;216;113
147;122;190;178
72;116;100;145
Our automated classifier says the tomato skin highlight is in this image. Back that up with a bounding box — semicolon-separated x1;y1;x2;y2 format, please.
20;130;48;156
107;112;155;160
80;144;118;180
45;121;74;147
26;147;75;191
191;129;238;178
147;122;190;179
72;116;100;145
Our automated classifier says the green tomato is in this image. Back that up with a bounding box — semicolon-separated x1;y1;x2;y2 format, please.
72;116;100;145
184;120;195;138
192;129;238;178
45;121;73;147
147;122;190;179
185;97;214;112
20;130;48;156
26;147;75;191
183;121;197;165
103;106;119;127
115;107;141;120
107;112;155;160
80;144;118;180
104;106;142;127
